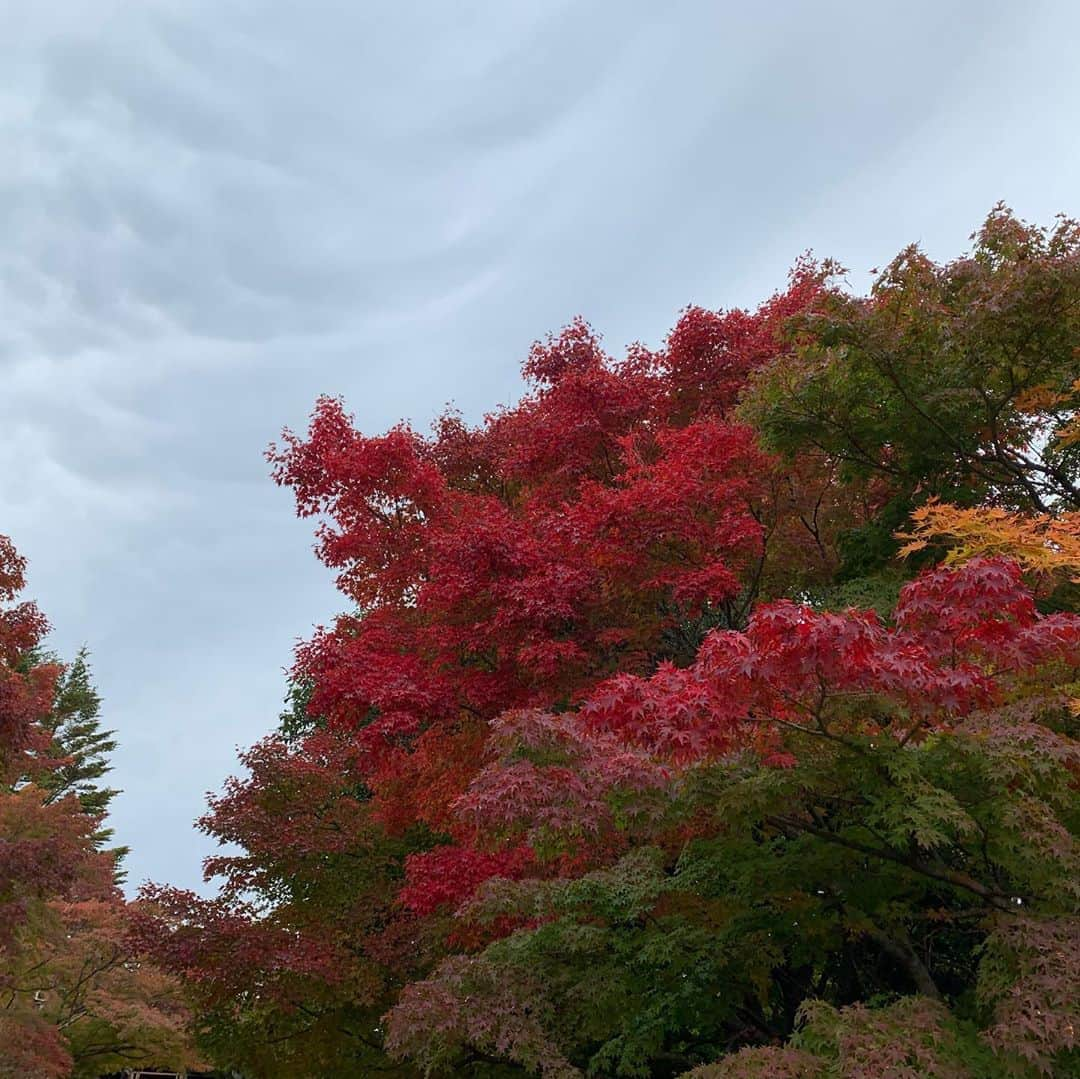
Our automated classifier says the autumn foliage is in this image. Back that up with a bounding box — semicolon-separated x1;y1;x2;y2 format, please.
129;206;1080;1077
0;537;198;1076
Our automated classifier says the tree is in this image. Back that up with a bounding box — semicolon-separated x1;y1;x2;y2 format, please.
744;205;1080;578
143;207;1080;1077
0;536;199;1076
6;898;199;1079
134;731;427;1077
39;648;128;874
0;534;101;959
387;558;1080;1076
140;273;827;1074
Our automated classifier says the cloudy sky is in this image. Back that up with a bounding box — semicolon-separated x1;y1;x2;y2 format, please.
5;0;1080;894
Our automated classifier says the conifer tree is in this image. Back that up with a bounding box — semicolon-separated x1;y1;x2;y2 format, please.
40;648;128;873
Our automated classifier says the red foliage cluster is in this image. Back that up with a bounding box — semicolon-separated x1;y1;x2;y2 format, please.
0;536;56;772
400;844;534;917
980;915;1080;1070
458;558;1080;847
457;707;671;847
132;885;349;1006
265;279;828;875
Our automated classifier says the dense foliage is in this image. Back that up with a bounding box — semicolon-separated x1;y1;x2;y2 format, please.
132;207;1080;1077
0;538;199;1076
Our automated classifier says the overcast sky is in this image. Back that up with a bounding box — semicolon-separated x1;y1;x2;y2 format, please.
5;0;1080;895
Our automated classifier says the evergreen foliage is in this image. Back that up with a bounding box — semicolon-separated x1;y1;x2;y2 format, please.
40;649;128;873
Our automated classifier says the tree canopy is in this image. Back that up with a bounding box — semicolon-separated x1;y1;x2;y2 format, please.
129;206;1080;1076
0;537;200;1076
